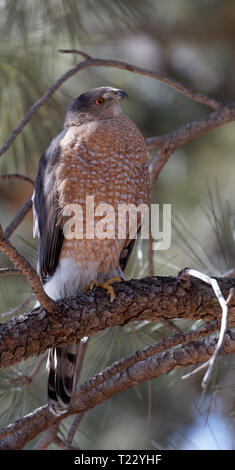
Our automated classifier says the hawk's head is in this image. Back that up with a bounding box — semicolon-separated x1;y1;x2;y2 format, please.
64;87;128;127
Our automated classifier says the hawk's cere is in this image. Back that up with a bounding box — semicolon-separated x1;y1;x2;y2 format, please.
33;86;150;415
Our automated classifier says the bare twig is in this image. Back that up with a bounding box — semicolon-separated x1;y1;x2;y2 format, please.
226;288;235;306
54;436;66;449
1;294;35;319
0;267;22;275
32;423;59;450
0;51;221;159
0;225;56;313
202;278;229;388
149;102;235;184
148;231;154;276
0;61;92;157
58;48;91;59
158;316;183;335
75;337;89;382
58;49;221;110
27;352;47;381
224;268;235;278
64;413;84;450
3;196;32;240
9;352;47;385
179;268;229;387
182;360;210;380
0;173;34;186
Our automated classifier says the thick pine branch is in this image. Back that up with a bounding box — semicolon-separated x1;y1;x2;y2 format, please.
0;275;234;369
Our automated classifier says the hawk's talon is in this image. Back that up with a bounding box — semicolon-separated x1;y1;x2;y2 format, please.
83;276;121;302
83;281;97;293
105;276;121;285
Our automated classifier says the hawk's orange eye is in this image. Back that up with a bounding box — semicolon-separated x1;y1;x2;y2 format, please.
96;98;104;105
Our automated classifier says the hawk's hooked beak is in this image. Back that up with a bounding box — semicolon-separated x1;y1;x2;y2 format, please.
117;89;128;101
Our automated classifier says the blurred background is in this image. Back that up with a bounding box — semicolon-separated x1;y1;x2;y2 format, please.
0;0;235;450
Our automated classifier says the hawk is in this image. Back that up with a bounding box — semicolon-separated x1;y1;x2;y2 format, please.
33;87;150;415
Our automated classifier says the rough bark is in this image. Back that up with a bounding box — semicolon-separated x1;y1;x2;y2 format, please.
0;275;235;369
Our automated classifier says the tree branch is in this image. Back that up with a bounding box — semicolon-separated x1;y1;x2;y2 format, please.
1;295;35;320
0;328;235;449
0;173;34;186
0;268;22;275
149;102;235;183
32;423;59;450
3;196;33;240
0;50;220;159
0;224;57;313
58;49;221;110
179;268;230;388
0;275;234;369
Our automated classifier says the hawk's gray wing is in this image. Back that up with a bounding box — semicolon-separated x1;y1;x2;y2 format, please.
33;129;68;282
119;226;141;272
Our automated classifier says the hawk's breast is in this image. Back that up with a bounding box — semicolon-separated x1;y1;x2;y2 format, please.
56;115;150;277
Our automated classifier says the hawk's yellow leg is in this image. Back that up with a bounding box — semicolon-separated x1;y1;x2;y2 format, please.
83;276;121;302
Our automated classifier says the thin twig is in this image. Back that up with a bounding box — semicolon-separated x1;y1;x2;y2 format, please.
75;337;89;381
0;224;57;313
0;173;34;186
0;267;22;275
9;352;47;385
0;61;91;157
58;49;221;110
58;48;91;59
0;51;221;159
54;436;66;449
3;196;32;240
158;316;183;335
148;231;154;276
181;360;210;380
179;268;229;387
27;352;47;380
226;288;235;306
64;413;84;450
202;279;229;388
32;423;59;450
149;102;235;184
224;268;235;278
1;294;35;319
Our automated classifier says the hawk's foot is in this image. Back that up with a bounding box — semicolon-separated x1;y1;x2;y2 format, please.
84;276;121;302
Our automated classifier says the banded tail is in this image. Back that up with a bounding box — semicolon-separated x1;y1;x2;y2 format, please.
47;340;80;416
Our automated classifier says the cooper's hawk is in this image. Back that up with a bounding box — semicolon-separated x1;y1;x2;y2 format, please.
33;87;150;415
